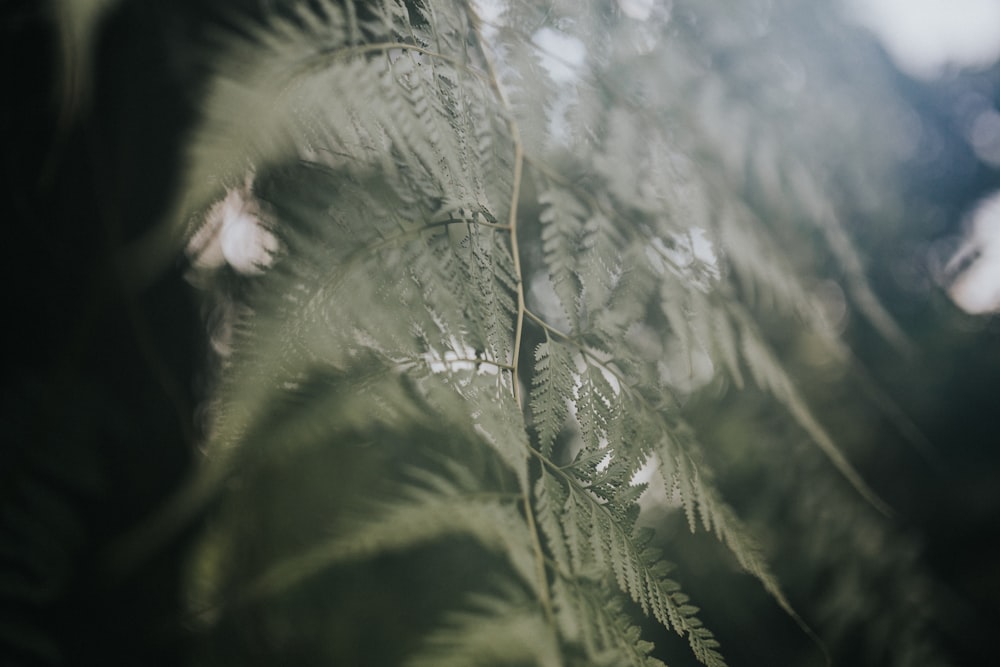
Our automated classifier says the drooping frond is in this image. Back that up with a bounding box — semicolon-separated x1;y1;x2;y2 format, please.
530;337;576;457
535;467;726;667
539;186;588;328
245;463;537;601
662;443;791;616
733;308;892;515
551;577;667;667
406;586;562;667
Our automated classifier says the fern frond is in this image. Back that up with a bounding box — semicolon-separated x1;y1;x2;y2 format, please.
661;445;793;617
577;209;626;322
420;370;530;490
470;226;520;366
406;585;562;667
537;468;726;667
573;363;618;456
712;198;830;336
552;577;667;667
539;185;588;328
805;196;913;354
176;0;355;222
549;353;797;629
530;337;577;457
734;309;891;516
169;1;947;665
246;463;537;601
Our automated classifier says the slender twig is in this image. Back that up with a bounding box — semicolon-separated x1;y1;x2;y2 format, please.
474;21;554;628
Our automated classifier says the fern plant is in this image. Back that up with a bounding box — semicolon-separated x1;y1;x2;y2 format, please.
146;0;951;664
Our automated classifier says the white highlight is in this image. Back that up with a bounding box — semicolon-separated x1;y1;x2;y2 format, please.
646;229;720;286
969;109;1000;167
425;339;499;375
533;28;587;84
471;0;505;31
618;0;655;21
947;191;1000;314
189;176;278;275
845;0;1000;79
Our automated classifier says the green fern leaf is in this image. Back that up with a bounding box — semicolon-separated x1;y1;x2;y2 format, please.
531;338;577;457
574;363;617;455
539;186;588;328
